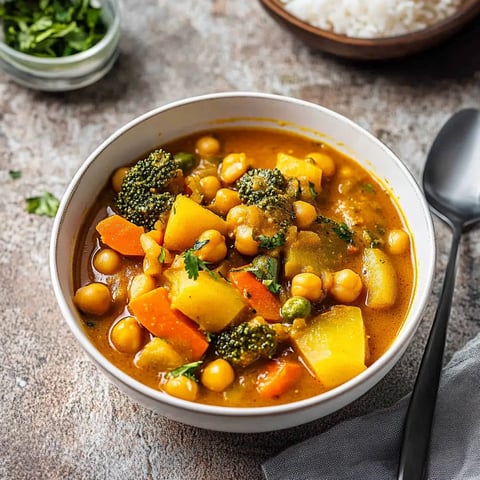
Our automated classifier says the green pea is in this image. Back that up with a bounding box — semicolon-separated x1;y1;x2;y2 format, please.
281;296;311;322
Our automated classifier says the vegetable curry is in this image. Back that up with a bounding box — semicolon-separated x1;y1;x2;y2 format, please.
74;128;415;407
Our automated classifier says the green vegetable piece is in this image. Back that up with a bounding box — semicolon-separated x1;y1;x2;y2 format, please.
247;255;281;294
169;361;203;382
25;192;60;217
174;152;196;173
9;170;22;180
281;296;311;322
183;240;217;281
0;0;108;57
214;320;278;368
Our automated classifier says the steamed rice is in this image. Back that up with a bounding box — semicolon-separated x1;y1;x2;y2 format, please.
280;0;464;38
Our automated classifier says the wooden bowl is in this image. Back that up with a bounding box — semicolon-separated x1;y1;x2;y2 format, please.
259;0;480;61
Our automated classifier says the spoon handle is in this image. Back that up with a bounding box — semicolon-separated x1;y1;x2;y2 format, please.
397;225;462;480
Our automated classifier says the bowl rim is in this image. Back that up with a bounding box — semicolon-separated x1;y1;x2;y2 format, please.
50;91;436;419
259;0;480;45
0;0;120;66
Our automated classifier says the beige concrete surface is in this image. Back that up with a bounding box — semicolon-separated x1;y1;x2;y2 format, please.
1;1;480;479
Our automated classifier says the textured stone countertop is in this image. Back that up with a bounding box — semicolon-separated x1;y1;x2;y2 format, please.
1;1;480;479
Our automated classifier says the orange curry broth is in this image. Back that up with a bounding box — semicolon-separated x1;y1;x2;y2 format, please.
74;128;415;407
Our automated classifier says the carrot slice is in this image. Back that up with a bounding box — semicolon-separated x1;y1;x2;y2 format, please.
129;287;209;361
229;270;281;322
96;214;145;256
256;359;304;399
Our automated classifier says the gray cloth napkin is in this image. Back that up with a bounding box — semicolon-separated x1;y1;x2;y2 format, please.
262;332;480;480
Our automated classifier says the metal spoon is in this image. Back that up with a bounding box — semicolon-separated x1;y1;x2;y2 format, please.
397;108;480;479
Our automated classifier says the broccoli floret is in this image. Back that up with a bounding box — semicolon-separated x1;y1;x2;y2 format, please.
236;168;297;227
115;149;184;231
214;319;279;368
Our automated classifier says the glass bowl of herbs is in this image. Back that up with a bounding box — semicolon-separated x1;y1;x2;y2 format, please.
0;0;120;91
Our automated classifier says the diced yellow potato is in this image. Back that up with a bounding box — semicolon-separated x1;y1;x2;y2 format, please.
292;306;366;389
362;248;397;309
135;337;184;371
163;195;228;251
276;153;322;193
164;267;247;332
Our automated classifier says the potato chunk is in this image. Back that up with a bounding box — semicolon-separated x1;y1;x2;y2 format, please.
163;195;228;251
362;248;397;309
164;267;247;332
292;306;366;389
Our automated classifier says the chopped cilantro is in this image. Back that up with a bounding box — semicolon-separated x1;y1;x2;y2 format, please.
9;170;22;180
169;361;203;382
316;214;354;244
0;0;108;58
158;247;167;264
258;231;285;250
183;240;217;280
26;192;60;217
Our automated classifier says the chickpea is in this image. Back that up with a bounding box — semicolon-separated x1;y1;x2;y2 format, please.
129;273;156;301
330;269;363;303
293;201;317;229
234;225;259;256
291;273;323;301
226;204;249;233
306;152;336;177
220;153;249;184
111;167;129;192
195;229;227;263
73;282;111;315
200;175;222;202
163;375;199;402
93;248;122;275
387;229;410;255
110;316;144;353
196;135;220;157
201;359;235;392
210;188;241;216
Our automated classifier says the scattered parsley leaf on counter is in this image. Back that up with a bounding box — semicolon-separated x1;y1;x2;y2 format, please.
0;0;107;57
9;170;22;180
26;192;60;217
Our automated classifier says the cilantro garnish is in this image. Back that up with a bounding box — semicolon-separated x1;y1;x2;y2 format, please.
183;240;218;280
308;181;317;200
0;0;107;58
257;231;285;250
158;247;167;264
26;192;60;217
169;361;203;382
316;214;354;244
9;170;22;180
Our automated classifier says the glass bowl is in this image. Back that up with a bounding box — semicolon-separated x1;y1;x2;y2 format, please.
0;0;120;91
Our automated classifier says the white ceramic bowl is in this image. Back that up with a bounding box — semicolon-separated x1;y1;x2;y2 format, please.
50;92;435;432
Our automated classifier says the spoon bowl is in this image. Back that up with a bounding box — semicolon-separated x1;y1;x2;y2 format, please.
398;108;480;479
423;109;480;228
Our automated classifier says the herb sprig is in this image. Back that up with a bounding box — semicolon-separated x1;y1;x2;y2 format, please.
25;191;60;217
183;240;218;280
0;0;108;57
316;214;354;244
169;361;203;382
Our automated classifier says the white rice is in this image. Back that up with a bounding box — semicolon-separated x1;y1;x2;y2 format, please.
280;0;464;38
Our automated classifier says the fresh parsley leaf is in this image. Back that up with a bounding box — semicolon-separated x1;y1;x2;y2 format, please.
25;192;60;217
0;0;107;57
316;214;354;244
258;231;285;250
308;181;317;200
243;255;281;294
183;240;217;280
9;170;22;180
169;361;203;382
